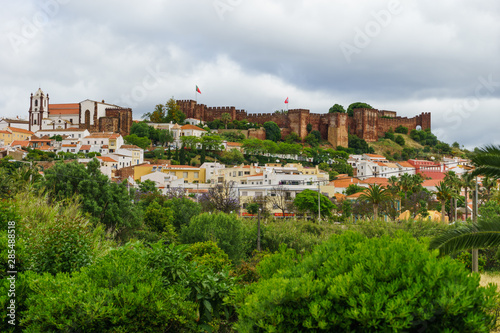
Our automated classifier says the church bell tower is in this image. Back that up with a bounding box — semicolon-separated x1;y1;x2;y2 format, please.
29;88;49;132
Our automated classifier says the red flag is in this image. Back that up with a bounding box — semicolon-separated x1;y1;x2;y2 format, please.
196;85;201;94
284;97;289;104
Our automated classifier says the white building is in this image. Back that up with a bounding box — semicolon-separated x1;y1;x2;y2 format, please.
200;162;226;182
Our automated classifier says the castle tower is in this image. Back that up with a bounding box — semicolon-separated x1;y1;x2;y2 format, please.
29;88;49;132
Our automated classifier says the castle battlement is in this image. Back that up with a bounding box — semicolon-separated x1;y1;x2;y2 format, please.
176;100;431;145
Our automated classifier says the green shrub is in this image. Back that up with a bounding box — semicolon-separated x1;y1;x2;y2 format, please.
233;232;497;332
455;250;486;272
18;243;197;332
15;192;93;275
180;212;244;261
184;241;231;272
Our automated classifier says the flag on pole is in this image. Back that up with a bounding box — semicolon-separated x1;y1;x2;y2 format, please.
284;97;289;104
196;85;201;94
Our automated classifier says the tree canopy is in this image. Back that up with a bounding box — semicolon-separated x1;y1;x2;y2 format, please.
347;102;373;116
263;121;281;142
328;103;346;113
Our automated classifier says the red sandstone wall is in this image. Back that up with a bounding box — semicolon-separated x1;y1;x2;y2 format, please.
176;100;431;143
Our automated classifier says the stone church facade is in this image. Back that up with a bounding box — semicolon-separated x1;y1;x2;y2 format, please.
28;88;132;137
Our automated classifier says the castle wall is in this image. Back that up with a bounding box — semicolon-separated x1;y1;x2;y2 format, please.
176;100;431;145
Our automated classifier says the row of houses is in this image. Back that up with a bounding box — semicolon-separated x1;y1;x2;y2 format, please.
0;127;144;178
349;154;472;180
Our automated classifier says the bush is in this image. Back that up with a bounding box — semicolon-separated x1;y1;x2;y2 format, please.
6;241;238;332
180;212;245;262
163;197;202;231
234;232;497;332
395;135;405;146
15;192;94;275
395;125;409;134
184;241;231;272
16;243;198;332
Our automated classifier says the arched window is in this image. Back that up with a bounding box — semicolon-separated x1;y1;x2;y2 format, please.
34;100;38;107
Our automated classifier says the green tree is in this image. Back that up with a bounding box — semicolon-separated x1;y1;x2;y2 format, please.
221;149;245;165
130;121;151;138
284;132;300;144
345;184;365;196
347;102;373;117
180;212;244;261
293;189;335;218
395;125;408;134
165;98;186;124
358;184;391;217
43;159;140;235
306;123;312;133
124;134;151;150
435;181;453;223
263;121;281;142
304;133;319;147
394;135;405;146
242;138;264;155
235;232;496;332
221;112;232;129
143;201;176;242
163;197;202;231
143;103;166;123
328;103;346;113
200;134;223;151
137;179;159;194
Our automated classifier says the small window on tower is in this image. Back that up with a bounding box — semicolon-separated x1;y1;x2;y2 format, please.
35;100;38;107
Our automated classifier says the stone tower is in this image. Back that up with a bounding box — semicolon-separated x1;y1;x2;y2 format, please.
29;88;49;132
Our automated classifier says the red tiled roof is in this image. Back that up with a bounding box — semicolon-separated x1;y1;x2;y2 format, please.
180;124;206;131
347;192;364;199
7;127;34;135
329;177;362;188
397;161;415;168
80;145;91;150
10;140;30;147
97;156;117;162
62;144;77;147
0;130;11;135
84;133;116;139
422;179;442;187
120;145;142;149
365;154;386;158
48;103;79;115
361;177;390;186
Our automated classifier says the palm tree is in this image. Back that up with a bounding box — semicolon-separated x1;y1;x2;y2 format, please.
444;171;461;222
430;145;500;271
429;218;500;255
221;113;232;129
358;184;390;218
470;145;500;178
435;181;453;223
461;172;475;221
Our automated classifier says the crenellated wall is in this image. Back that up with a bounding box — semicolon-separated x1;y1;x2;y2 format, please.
176;100;431;146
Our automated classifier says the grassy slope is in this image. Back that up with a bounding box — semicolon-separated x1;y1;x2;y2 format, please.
369;134;424;157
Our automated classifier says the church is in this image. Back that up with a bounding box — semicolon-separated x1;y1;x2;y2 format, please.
28;88;133;137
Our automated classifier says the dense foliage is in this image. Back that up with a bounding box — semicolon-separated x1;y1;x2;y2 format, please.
234;232;497;332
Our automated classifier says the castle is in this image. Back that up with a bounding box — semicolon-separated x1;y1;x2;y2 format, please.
176;100;431;147
28;88;133;136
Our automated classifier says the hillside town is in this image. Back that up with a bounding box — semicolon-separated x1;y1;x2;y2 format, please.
0;89;485;222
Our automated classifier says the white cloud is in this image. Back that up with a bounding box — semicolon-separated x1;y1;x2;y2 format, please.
1;0;499;148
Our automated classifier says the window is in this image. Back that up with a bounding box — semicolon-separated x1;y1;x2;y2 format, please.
238;171;242;176
183;172;188;178
194;172;199;178
242;191;247;196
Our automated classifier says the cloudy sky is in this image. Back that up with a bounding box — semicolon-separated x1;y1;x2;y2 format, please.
1;0;499;148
